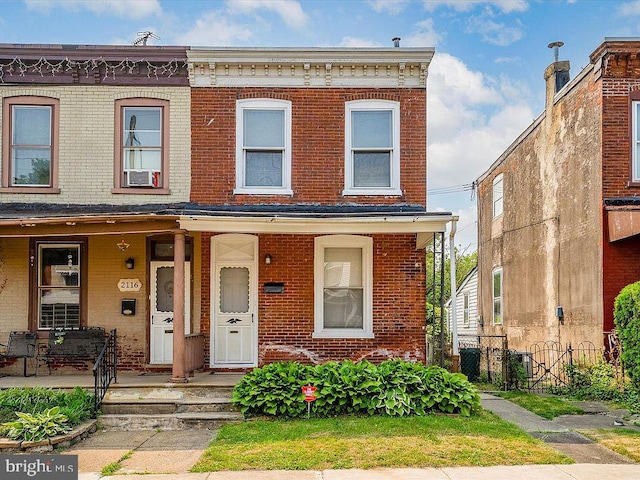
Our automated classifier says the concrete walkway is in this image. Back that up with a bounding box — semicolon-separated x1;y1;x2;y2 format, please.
65;393;640;479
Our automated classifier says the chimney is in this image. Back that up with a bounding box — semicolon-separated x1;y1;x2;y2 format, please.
392;37;401;48
545;41;570;94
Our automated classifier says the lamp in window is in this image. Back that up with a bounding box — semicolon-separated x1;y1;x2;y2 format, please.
125;257;135;270
264;254;272;265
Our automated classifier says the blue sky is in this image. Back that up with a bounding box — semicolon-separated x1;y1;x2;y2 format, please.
2;0;640;249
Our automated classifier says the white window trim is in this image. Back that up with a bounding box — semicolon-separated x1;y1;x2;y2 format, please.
492;173;504;218
634;101;640;182
313;235;374;339
343;100;401;196
234;98;293;195
492;267;503;325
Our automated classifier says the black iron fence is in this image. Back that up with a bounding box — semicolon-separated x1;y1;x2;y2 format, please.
458;334;508;388
457;335;618;393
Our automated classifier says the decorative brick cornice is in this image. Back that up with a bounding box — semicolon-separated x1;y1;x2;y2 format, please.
187;47;434;88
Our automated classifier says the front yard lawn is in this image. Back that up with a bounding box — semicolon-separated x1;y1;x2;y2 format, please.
580;429;640;462
192;411;570;471
493;391;584;419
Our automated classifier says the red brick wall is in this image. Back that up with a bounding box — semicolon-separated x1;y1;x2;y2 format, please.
199;233;427;365
190;88;426;206
601;77;640;330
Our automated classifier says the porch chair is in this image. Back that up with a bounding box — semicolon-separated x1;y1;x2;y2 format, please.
0;331;37;377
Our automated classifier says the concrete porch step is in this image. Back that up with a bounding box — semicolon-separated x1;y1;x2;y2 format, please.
100;397;238;415
98;411;244;430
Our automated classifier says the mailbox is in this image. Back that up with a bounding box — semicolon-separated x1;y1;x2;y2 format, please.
121;299;136;315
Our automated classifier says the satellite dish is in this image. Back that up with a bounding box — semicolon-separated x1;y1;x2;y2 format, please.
133;31;160;46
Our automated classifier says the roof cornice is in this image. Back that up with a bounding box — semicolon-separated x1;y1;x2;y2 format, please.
187;47;434;88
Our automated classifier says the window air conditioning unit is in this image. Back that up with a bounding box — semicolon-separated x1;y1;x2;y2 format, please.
126;170;157;187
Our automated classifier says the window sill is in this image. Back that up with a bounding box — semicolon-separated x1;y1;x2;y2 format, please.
111;187;171;195
627;181;640;188
342;188;402;196
312;331;374;339
234;188;294;196
0;187;60;194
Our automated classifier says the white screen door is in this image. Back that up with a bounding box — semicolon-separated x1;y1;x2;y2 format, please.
150;261;191;364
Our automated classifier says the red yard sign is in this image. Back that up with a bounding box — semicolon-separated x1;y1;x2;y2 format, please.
302;385;317;402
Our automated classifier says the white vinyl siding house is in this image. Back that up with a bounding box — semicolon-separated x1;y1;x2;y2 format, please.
446;266;478;335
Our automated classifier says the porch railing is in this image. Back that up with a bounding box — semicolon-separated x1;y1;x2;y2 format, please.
185;333;205;374
93;328;117;414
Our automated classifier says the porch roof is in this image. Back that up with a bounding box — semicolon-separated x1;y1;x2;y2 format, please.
0;202;453;244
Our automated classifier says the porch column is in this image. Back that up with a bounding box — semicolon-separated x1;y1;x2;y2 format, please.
170;230;187;383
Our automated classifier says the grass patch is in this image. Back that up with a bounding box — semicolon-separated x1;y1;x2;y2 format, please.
100;450;134;477
493;391;584;419
192;411;570;471
580;429;640;462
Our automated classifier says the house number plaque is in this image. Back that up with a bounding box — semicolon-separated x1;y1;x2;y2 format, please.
118;278;142;292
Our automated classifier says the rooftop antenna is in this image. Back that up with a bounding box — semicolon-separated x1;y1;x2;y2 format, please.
548;41;564;62
133;31;160;46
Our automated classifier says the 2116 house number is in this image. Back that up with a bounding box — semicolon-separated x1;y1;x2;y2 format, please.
118;279;142;292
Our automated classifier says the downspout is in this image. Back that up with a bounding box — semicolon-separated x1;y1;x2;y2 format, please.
449;217;459;357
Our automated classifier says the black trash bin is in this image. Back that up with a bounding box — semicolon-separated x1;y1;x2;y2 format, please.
460;347;481;382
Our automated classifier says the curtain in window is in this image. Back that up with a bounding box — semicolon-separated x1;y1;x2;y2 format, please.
323;248;363;329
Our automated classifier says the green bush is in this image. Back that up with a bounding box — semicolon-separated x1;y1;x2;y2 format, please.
3;407;71;442
233;360;481;419
614;281;640;390
0;387;95;427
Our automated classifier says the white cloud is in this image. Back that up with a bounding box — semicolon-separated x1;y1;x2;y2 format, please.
366;0;412;15
340;36;383;47
404;19;443;47
226;0;308;28
617;0;640;15
24;0;161;18
427;53;534;200
174;11;254;46
465;13;523;46
421;0;528;13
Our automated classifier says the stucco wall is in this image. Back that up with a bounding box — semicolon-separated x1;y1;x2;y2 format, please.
0;85;190;204
477;66;603;351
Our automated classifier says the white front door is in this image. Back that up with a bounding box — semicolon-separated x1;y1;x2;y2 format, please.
150;261;191;364
211;235;258;367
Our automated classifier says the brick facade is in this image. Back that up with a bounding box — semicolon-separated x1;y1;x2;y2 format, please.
190;88;426;206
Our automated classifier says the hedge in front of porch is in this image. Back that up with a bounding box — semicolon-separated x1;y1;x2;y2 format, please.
232;359;480;418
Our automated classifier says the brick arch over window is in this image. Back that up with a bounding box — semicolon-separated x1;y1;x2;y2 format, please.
236;92;292;101
345;92;401;102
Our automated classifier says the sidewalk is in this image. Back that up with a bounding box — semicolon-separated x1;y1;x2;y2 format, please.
66;393;640;479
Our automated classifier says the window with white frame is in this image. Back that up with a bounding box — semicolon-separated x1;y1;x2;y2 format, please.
463;292;470;326
492;173;504;218
344;100;400;195
235;99;292;195
633;101;640;182
492;268;503;325
313;235;373;338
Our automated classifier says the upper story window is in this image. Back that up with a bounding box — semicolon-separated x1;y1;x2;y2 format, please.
633;101;640;182
492;267;503;325
492;173;504;218
235;99;292;195
1;96;59;193
344;100;401;196
313;235;373;339
114;98;169;193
